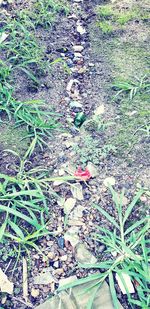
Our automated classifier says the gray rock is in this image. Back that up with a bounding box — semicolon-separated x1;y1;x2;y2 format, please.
75;243;97;264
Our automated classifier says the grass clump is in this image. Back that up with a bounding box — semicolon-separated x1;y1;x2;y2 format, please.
97;21;113;34
32;0;70;28
1;18;46;83
96;1;150;33
59;187;150;309
0;65;60;156
0;0;69;84
111;75;150;152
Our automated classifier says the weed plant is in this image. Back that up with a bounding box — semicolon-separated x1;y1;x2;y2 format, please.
73;134;115;166
0;0;69;82
1;18;46;82
58;187;150;309
73;117;115;166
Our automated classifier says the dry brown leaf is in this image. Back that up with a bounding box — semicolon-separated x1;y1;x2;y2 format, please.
64;198;76;215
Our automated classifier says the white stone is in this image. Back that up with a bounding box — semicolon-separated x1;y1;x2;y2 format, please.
77;25;86;35
103;177;116;187
73;45;84;52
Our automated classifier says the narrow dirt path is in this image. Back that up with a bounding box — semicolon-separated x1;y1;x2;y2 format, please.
0;0;149;308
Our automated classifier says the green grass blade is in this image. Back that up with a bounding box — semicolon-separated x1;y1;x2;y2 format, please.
94;204;119;229
109;272;119;309
123;190;143;225
58;273;102;291
86;284;101;309
0;204;41;228
8;220;25;240
125;217;147;236
0;220;7;242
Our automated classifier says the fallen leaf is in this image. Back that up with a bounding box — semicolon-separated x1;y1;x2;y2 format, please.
58;168;65;176
68;219;85;226
65;163;76;175
35;280;123;309
64;198;76;215
64;140;74;148
103;177;116;187
53;180;65;186
116;272;135;294
64;227;80;248
0;268;14;294
75;243;97;264
87;162;98;177
1;295;7;304
66;79;79;92
70;205;85;219
57;197;65;207
70;183;83;200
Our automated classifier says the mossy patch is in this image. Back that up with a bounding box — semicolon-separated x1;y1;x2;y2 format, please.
0;123;29;154
96;0;150;32
89;0;150;156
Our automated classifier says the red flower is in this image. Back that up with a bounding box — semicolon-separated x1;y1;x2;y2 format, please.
74;167;91;181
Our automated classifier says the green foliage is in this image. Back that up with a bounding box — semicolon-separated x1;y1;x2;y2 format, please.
58;187;150;309
0;170;50;253
13;99;61;156
0;153;75;255
117;11;137;25
112;75;150;100
96;2;150;33
97;21;113;34
1;19;46;81
32;0;70;28
0;0;69;83
111;75;150;151
73;133;115;166
97;5;113;18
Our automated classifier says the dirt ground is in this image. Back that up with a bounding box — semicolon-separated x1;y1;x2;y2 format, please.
0;0;149;308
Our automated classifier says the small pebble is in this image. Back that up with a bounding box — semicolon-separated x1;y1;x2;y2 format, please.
53;261;59;268
60;255;68;261
31;288;40;298
73;45;84;52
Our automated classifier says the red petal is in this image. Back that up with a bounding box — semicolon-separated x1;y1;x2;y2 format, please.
74;167;91;180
